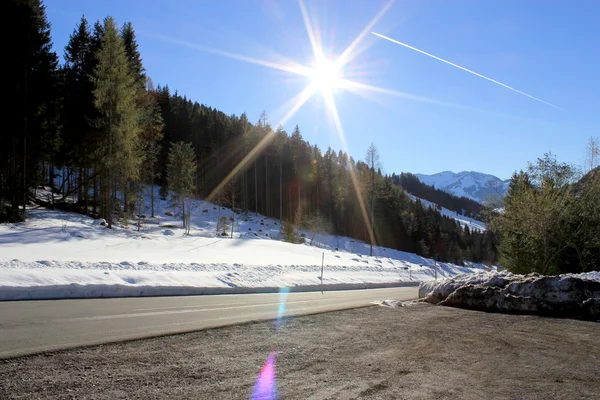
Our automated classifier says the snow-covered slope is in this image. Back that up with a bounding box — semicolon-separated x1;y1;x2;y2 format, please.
406;193;486;232
415;171;509;204
0;187;490;300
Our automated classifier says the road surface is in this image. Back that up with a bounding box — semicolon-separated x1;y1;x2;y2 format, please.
0;287;417;358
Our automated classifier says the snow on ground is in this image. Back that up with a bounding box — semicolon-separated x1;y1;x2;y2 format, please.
0;187;488;300
418;271;600;320
407;193;487;232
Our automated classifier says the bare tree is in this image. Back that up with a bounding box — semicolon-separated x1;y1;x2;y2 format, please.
365;143;382;256
585;136;599;173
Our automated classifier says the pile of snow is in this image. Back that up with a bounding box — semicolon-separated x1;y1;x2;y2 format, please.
373;299;420;308
0;260;425;300
419;272;600;320
0;186;491;300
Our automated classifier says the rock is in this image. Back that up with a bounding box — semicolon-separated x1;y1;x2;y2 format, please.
165;211;174;217
202;209;209;213
163;229;175;236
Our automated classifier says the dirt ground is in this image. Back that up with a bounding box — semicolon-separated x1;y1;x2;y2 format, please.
1;303;599;400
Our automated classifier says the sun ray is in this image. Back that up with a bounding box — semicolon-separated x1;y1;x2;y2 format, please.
298;0;323;61
342;79;545;122
206;84;317;203
322;90;377;253
334;0;396;69
341;79;495;113
150;33;311;77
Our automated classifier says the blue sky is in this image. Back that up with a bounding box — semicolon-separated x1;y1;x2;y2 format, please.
47;0;600;180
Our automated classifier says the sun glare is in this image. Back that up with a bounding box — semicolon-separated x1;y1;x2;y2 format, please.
309;58;343;93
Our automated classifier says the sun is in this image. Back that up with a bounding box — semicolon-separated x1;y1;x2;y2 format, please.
308;58;343;93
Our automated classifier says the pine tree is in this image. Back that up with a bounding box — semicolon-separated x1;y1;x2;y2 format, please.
62;15;97;209
120;22;145;88
139;84;164;217
92;16;142;228
167;142;196;231
2;0;59;221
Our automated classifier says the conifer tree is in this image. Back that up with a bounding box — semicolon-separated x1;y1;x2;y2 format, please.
92;16;141;227
2;0;59;220
167;142;196;231
62;15;97;208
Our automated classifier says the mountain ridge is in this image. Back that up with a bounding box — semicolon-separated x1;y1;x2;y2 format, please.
415;171;510;204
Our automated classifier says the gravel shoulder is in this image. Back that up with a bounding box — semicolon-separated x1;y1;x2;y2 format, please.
1;303;599;399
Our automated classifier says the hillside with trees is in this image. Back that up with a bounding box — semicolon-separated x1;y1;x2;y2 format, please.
1;0;499;265
391;172;484;218
492;153;600;274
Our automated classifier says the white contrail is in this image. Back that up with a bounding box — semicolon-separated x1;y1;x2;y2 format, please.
371;32;565;111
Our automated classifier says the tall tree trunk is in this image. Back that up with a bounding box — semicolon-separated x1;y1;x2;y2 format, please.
83;146;89;213
254;161;258;216
11;138;16;212
279;155;282;220
107;106;113;228
78;167;83;203
22;62;28;214
150;163;155;218
93;170;98;215
265;152;268;217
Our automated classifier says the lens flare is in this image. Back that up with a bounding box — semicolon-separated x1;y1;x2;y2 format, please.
275;286;290;330
251;351;278;400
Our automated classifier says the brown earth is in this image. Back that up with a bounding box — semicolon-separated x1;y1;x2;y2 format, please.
1;303;599;399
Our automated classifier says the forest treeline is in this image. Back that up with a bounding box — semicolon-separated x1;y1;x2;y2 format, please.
2;0;500;265
492;153;600;274
391;173;484;218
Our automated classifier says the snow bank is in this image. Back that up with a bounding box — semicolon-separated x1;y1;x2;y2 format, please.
0;260;423;300
0;188;490;300
419;272;600;320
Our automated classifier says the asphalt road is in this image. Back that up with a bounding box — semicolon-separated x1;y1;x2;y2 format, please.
0;287;417;358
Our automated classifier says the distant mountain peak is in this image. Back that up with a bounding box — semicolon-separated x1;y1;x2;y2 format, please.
415;171;509;204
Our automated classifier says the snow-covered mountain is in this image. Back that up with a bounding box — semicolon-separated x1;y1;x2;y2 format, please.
415;171;510;204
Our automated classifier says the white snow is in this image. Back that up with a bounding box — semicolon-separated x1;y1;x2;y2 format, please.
415;171;509;204
407;193;487;232
0;187;489;300
418;271;600;320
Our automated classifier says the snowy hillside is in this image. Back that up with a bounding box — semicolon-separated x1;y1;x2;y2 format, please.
415;171;509;204
0;187;491;300
406;193;486;232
